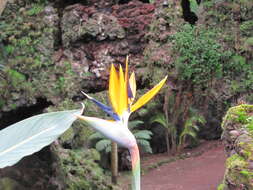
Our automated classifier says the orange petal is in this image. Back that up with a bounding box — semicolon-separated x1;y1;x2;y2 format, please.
118;65;128;115
109;64;120;114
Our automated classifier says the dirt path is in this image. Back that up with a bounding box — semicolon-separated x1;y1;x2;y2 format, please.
141;142;226;190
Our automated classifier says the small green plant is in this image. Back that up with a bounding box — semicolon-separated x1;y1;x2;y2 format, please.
235;111;248;124
246;116;253;135
150;112;176;155
7;69;26;86
27;4;44;16
189;0;199;14
240;21;253;37
217;184;225;190
129;120;153;153
179;108;206;149
172;24;225;88
4;45;15;55
240;170;253;179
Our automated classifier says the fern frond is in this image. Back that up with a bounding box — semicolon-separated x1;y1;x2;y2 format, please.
137;139;152;153
129;120;144;129
89;132;105;140
134;130;152;140
95;139;111;152
150;113;167;128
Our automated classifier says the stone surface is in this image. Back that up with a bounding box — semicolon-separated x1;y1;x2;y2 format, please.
61;5;125;47
221;104;253;189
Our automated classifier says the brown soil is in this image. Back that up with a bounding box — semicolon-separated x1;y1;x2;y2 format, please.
119;140;226;190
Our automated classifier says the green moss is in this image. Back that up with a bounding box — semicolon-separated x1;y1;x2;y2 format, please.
244;37;253;51
222;104;253;128
54;147;112;190
26;4;44;16
226;154;246;169
0;177;25;190
59;127;75;145
0;2;85;111
240;170;253;179
217;183;225;190
225;154;252;185
240;20;253;37
238;140;253;159
222;105;253;188
246;117;253;135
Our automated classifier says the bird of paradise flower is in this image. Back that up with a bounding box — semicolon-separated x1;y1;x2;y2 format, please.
0;57;167;190
78;57;167;190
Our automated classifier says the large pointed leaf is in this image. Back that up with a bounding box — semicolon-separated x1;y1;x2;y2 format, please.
150;113;167;128
131;76;167;113
0;108;83;168
134;130;152;140
189;0;199;14
128;120;144;129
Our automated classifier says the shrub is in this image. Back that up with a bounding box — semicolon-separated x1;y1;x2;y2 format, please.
171;24;225;87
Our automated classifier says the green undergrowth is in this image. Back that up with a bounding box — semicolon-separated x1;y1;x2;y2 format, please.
53;146;113;190
222;104;253;134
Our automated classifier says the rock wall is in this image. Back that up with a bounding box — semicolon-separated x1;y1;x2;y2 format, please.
220;104;253;190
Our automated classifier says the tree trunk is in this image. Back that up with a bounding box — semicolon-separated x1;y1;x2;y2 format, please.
111;141;118;184
163;87;171;155
165;130;170;155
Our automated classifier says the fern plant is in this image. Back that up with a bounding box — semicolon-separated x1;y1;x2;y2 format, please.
150;112;177;155
179;108;206;149
129;120;153;154
89;120;153;153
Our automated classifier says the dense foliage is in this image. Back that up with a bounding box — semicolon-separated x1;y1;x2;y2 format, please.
171;24;253;94
172;24;226;87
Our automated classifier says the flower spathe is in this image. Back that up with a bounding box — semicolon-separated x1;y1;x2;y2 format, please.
78;57;167;190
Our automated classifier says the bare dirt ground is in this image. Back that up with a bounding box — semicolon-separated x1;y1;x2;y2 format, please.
119;140;226;190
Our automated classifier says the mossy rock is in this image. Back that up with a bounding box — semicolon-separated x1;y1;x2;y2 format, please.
221;104;253;189
0;177;25;190
52;145;113;190
225;154;253;188
222;104;253;129
240;20;253;37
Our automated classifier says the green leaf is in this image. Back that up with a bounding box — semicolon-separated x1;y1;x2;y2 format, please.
134;130;152;140
137;139;152;153
0;108;83;168
129;120;144;129
150;113;167;128
95;139;111;152
88;132;105;140
105;145;111;153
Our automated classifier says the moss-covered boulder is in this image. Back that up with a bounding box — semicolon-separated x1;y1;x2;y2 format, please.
51;145;112;190
0;2;62;110
61;5;125;47
221;104;253;189
0;177;25;190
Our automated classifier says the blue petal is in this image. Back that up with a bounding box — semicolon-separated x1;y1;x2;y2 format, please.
127;83;133;98
82;92;120;121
